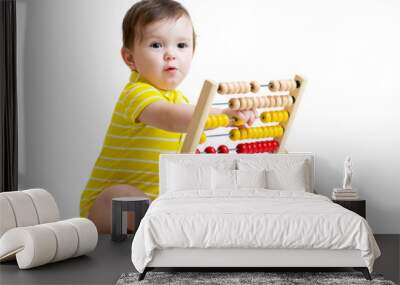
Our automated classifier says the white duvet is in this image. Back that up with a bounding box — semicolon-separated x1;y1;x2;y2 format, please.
131;190;380;273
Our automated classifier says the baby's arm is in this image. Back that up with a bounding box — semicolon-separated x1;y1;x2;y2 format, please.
139;101;256;133
139;101;195;132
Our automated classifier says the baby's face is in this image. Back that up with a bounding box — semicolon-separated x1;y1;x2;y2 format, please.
131;16;194;90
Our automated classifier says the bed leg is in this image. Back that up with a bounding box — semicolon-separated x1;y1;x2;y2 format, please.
138;268;148;281
354;267;371;280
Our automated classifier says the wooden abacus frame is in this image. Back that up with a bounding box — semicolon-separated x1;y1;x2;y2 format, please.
180;75;306;154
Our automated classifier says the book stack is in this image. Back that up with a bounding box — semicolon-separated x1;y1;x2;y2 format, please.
332;188;359;200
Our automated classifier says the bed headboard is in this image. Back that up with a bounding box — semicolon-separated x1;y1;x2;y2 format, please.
159;153;315;195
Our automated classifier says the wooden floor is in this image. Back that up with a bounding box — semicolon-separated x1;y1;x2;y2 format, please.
0;235;398;285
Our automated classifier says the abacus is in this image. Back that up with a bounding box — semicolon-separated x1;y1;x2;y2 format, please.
180;75;306;154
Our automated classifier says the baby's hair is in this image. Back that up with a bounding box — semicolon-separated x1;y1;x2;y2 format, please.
122;0;196;51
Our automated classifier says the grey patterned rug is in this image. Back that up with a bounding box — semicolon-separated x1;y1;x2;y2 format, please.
116;271;396;285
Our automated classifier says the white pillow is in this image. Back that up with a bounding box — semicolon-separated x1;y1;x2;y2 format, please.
212;168;237;190
167;163;212;191
236;169;267;189
265;161;310;192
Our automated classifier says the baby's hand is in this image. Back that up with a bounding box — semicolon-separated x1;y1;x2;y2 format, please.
223;108;258;128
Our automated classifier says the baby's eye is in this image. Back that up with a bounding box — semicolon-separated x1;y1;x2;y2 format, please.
177;42;188;49
150;42;162;48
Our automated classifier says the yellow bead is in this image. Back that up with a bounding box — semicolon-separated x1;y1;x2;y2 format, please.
246;128;253;139
239;128;248;139
255;127;261;139
216;115;223;128
219;116;225;127
260;112;266;123
261;127;268;138
260;127;265;137
204;117;211;129
270;127;276;137
262;127;269;138
251;128;258;139
277;111;284;122
266;112;272;122
272;112;279;122
274;126;280;137
261;112;272;123
262;127;268;138
265;127;272;138
222;114;230;127
269;126;275;137
254;128;260;139
206;116;213;129
272;126;279;137
259;127;265;138
259;129;264;138
229;129;241;141
211;116;218;128
233;117;245;126
277;126;284;136
283;111;289;122
272;126;277;137
199;132;206;144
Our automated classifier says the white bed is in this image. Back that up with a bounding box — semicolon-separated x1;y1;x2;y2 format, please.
131;153;380;280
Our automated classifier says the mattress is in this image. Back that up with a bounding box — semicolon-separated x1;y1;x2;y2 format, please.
131;190;380;273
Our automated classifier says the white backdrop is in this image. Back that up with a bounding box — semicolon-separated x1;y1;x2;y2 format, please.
16;0;400;233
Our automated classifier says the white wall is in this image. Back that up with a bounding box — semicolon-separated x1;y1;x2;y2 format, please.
17;0;400;233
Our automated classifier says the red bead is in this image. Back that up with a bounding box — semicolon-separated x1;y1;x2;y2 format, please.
252;143;258;154
217;145;230;153
236;143;247;153
253;143;259;153
271;140;279;149
204;146;217;153
262;141;268;153
252;143;258;153
256;142;263;153
195;149;200;154
247;143;254;154
266;141;273;152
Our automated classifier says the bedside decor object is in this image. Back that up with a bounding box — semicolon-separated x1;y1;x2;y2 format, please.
332;188;359;200
342;156;353;190
332;156;359;200
112;197;150;242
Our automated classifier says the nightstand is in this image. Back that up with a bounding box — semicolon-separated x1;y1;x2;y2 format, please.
111;197;150;242
332;199;366;219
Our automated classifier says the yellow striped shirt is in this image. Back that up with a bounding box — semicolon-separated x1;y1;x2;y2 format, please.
80;71;189;217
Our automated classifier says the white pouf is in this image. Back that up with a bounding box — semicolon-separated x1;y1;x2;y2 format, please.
0;189;98;269
0;218;98;269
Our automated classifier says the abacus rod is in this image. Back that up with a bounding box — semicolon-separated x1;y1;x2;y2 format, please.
218;81;301;88
207;132;281;138
262;80;301;88
207;134;229;138
198;149;237;154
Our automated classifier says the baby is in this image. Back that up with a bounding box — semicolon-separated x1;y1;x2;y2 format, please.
80;0;257;233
